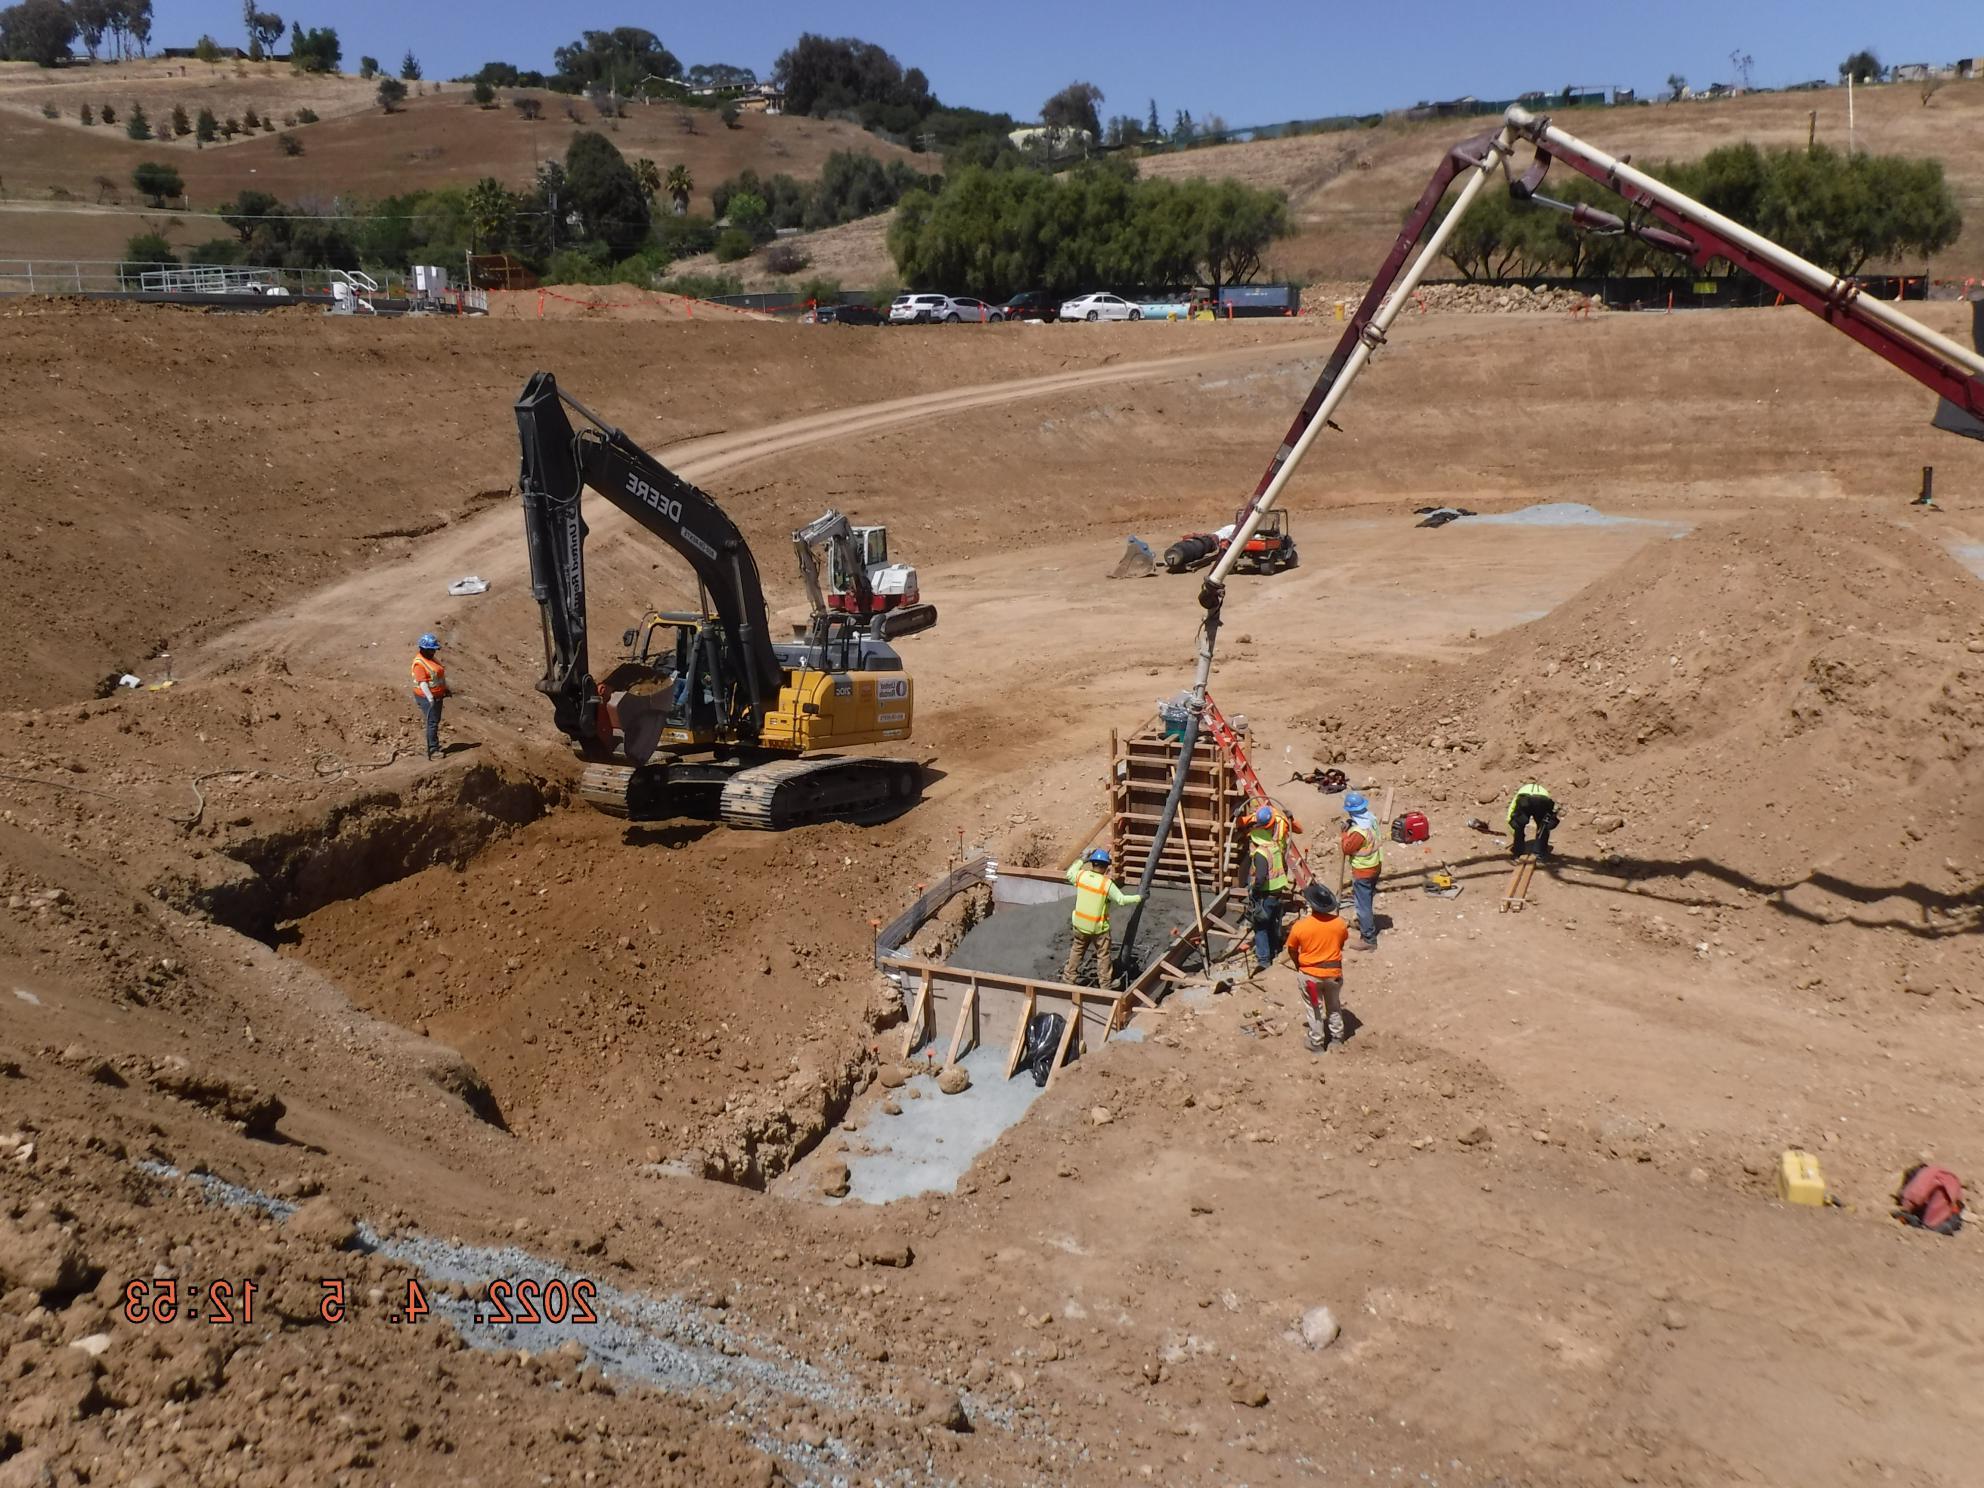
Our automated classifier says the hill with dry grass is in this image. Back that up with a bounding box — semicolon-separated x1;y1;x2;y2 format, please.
1140;80;1984;283
0;57;919;263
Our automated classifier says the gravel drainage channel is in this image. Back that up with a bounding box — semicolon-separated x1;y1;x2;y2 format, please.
136;1161;1076;1486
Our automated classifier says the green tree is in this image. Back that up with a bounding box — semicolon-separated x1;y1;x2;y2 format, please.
221;188;282;240
664;162;693;214
288;21;339;74
243;106;260;129
193;33;221;62
1666;73;1687;101
719;101;739;129
99;101;116;124
73;0;111;58
131;160;183;206
552;28;678;94
195;107;218;141
1042;81;1103;141
277;131;301;155
771;33;932;128
687;62;755;88
513;96;542;120
399;49;421;80
464;176;513;250
631;156;661;199
241;2;283;54
471;78;496;107
125;103;151;139
169;103;191;137
0;0;78;66
713;227;753;263
726;190;770;241
358;54;378;79
1146;98;1160;139
377;76;408;113
1839;49;1883;85
186;237;241;265
125;231;174;264
563;130;651;258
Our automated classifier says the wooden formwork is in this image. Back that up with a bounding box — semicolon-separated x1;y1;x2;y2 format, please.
874;860;1231;1088
1108;719;1249;894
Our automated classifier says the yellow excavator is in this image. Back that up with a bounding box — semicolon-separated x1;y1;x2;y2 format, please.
515;373;937;828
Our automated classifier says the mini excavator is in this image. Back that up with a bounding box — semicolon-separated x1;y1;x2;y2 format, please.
515;372;938;829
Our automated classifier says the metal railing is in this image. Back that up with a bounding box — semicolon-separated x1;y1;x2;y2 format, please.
0;259;406;297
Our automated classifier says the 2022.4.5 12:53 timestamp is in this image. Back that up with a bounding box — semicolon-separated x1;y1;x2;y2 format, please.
121;1279;259;1325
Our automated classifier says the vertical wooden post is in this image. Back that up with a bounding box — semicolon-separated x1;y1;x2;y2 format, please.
1004;988;1038;1079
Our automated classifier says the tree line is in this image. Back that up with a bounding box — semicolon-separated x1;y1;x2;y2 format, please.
1439;143;1962;280
888;160;1291;301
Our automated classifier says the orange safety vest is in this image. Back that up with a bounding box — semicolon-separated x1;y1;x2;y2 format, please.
411;654;448;698
1071;868;1114;933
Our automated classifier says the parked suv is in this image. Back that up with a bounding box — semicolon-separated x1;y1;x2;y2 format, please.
889;293;951;324
801;302;884;325
1000;290;1061;322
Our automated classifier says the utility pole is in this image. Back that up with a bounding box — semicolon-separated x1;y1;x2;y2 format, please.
1847;73;1855;154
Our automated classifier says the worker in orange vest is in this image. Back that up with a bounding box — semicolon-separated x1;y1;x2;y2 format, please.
411;632;448;760
1063;848;1142;988
1283;883;1350;1053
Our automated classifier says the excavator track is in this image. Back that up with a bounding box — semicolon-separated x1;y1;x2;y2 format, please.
719;756;922;830
576;757;922;829
577;764;636;818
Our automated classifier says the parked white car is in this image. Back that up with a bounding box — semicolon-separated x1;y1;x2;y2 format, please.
889;293;1003;324
1060;291;1141;321
889;293;950;324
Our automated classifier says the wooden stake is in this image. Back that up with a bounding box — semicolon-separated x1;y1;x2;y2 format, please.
1004;987;1038;1080
902;968;934;1058
1046;990;1082;1090
1178;812;1209;940
946;977;980;1065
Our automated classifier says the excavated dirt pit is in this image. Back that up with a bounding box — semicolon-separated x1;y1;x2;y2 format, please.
268;799;910;1184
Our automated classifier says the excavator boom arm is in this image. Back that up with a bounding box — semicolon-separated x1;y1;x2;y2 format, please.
514;371;784;745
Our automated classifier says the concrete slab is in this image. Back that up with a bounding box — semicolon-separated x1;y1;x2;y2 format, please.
839;1044;1046;1204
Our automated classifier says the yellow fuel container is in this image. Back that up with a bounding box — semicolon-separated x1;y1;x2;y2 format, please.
1777;1149;1829;1207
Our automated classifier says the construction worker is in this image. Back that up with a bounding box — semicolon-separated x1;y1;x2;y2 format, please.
411;633;448;761
1507;782;1559;859
1237;802;1296;973
1283;883;1350;1053
1340;791;1382;950
1063;848;1141;988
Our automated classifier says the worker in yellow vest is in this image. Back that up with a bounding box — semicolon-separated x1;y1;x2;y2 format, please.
411;632;448;761
1240;802;1297;973
1506;782;1559;859
1340;791;1383;950
1063;848;1142;988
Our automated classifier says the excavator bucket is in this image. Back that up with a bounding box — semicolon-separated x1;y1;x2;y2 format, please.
1110;536;1158;579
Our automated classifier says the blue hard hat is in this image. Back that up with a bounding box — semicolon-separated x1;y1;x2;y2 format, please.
1343;791;1368;813
418;633;440;650
1255;805;1274;825
1088;848;1111;865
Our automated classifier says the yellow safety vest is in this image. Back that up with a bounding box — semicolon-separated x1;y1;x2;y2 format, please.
1248;827;1290;892
1507;783;1551;826
1071;868;1114;933
1346;824;1383;875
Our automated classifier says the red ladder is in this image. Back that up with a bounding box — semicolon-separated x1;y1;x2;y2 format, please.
1202;695;1312;889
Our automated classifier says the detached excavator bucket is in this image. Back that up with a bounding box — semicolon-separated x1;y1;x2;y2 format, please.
1110;536;1158;580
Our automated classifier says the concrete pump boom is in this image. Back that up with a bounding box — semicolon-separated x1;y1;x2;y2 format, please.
1115;104;1984;971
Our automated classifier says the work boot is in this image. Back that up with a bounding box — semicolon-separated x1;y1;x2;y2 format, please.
1326;1010;1348;1048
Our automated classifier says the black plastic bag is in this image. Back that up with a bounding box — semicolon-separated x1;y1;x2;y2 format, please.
1024;1012;1067;1088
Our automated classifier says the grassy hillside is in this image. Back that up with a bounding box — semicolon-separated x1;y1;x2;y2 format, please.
0;58;920;264
1139;80;1984;282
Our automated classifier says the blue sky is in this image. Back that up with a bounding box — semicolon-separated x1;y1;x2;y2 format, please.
161;1;1979;124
